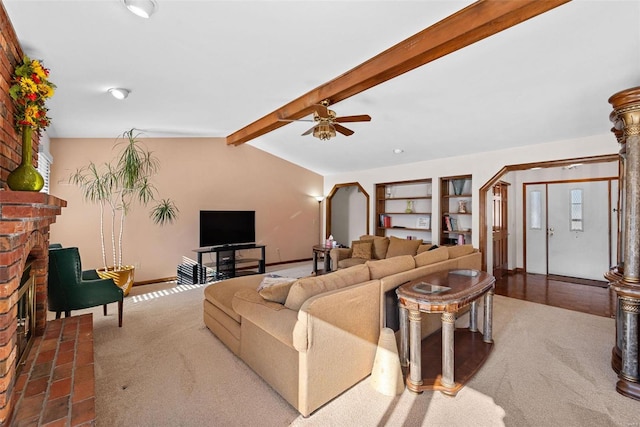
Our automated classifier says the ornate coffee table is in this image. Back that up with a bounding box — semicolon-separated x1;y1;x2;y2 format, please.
396;269;495;395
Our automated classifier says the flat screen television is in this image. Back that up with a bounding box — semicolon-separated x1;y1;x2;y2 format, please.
199;210;255;248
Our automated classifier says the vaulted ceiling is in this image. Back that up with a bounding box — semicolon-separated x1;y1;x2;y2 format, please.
4;1;639;175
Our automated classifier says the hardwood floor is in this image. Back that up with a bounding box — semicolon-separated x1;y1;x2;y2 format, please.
494;272;615;318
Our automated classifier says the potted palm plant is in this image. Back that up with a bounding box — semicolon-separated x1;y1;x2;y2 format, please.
70;128;179;295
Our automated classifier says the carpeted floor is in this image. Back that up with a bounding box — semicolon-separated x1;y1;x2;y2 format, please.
71;264;640;426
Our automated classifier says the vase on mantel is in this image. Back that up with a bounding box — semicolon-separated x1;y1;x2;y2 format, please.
7;125;44;191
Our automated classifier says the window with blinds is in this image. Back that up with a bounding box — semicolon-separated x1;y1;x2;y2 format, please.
37;151;52;194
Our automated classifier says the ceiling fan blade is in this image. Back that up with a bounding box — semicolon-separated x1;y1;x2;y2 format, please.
334;123;355;136
301;126;316;136
278;118;314;122
335;114;371;123
313;103;330;118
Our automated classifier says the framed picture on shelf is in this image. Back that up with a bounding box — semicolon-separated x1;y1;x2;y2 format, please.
416;216;430;229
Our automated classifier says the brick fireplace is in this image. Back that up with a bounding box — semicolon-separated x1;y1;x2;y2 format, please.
0;192;65;424
0;3;68;423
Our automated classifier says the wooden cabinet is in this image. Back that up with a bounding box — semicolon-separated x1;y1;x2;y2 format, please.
375;179;433;243
440;175;472;246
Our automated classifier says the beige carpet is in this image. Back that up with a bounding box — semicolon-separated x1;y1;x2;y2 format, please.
72;266;640;426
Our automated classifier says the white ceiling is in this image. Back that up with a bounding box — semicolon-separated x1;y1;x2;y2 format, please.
3;1;639;175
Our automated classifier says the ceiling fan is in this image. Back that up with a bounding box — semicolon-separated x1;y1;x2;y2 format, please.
281;99;371;140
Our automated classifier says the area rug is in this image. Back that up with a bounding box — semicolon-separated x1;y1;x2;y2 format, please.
80;267;640;426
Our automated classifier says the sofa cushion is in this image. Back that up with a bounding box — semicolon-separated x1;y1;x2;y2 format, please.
385;236;423;258
447;244;474;259
258;279;297;304
233;288;288;312
360;235;390;259
351;241;373;260
284;264;370;311
337;257;368;269
366;255;415;280
414;246;449;267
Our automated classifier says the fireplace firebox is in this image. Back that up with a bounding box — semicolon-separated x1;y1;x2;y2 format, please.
15;260;36;376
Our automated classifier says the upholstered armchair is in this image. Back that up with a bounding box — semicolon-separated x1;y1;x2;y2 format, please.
49;243;106;281
47;247;124;326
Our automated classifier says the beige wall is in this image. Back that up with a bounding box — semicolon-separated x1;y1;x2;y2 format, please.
49;136;323;282
324;134;616;248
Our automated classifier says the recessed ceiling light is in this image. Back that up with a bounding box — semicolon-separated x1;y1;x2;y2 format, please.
108;88;130;100
393;148;404;154
123;0;157;18
529;167;543;171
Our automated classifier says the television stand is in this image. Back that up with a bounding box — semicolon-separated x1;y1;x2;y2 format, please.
193;244;266;283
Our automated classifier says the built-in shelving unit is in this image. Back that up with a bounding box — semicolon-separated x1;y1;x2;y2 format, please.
375;179;432;243
440;174;472;246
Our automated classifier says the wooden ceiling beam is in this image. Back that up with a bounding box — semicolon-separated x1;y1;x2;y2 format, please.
226;0;570;146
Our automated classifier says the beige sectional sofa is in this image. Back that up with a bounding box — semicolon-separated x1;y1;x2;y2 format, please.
203;244;481;417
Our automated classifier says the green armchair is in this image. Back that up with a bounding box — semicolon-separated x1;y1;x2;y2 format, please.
48;247;124;327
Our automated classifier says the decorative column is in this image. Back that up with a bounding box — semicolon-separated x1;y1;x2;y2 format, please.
483;287;494;344
608;87;640;400
441;311;456;390
407;309;423;392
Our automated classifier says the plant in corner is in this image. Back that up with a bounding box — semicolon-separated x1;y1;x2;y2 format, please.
70;129;179;295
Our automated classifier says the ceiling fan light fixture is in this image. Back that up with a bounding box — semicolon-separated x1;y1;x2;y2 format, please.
313;123;336;140
123;0;157;18
108;88;130;100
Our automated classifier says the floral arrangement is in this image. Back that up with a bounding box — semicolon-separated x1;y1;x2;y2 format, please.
8;55;56;134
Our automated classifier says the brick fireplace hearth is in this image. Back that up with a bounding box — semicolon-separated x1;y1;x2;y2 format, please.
0;191;65;424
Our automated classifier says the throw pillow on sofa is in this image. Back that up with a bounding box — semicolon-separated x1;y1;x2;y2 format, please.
256;275;297;304
385;236;423;258
256;274;296;291
416;244;435;254
351;241;373;260
360;235;390;259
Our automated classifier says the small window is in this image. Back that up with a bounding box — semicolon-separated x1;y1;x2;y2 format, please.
570;189;583;231
38;151;51;194
530;190;541;229
37;151;52;194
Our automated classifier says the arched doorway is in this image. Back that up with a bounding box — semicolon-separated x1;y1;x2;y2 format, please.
326;182;370;247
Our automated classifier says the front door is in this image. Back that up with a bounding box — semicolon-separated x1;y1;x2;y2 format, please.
525;179;614;281
547;181;610;280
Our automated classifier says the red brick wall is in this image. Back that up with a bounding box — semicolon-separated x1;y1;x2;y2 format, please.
0;2;39;185
0;192;66;425
0;5;62;424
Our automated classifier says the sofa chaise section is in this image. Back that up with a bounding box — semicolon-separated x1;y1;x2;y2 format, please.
232;273;380;417
203;274;265;355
